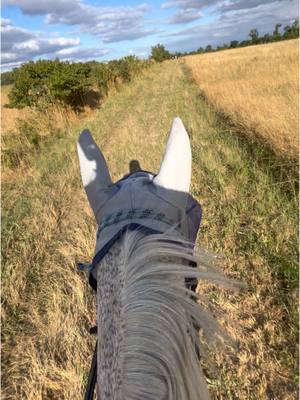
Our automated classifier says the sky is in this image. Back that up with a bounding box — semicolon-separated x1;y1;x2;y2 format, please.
1;0;299;70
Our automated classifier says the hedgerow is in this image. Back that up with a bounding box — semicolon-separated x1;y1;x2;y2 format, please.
7;56;151;110
89;56;151;95
1;70;17;86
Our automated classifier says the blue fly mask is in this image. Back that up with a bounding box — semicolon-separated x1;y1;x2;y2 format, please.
77;117;202;287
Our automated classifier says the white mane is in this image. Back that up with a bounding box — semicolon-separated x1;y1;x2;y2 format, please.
96;231;241;400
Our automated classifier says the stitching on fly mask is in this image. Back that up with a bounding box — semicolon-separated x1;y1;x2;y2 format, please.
98;208;177;232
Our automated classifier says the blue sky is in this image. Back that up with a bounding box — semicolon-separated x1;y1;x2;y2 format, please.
1;0;299;70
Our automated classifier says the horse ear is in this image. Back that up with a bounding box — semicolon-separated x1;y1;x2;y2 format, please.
153;117;191;192
77;129;112;217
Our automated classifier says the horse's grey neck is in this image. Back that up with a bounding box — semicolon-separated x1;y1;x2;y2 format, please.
96;232;218;400
97;238;125;399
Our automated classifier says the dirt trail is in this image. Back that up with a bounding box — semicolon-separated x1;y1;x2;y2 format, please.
2;60;298;399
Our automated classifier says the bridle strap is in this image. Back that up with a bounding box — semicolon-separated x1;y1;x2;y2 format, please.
84;341;97;400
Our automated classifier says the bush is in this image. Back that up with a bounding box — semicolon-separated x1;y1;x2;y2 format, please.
116;56;142;82
90;62;111;95
8;57;150;110
150;44;171;62
90;56;151;95
1;70;17;86
8;60;92;109
46;61;91;107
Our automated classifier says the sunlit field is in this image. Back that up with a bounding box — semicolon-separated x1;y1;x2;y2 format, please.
1;85;30;133
2;45;298;400
185;39;299;159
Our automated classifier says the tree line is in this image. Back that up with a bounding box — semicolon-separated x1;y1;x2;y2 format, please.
150;20;299;62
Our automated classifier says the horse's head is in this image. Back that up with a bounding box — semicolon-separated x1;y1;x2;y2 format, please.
77;118;239;400
77;117;202;280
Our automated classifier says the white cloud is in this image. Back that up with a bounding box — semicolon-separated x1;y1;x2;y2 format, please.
14;39;40;51
4;0;155;43
1;19;109;68
162;0;212;26
216;0;289;12
56;46;110;61
169;8;204;23
3;0;76;16
162;0;296;29
1;21;35;52
48;38;80;46
162;0;299;51
1;18;12;26
162;0;214;9
2;52;19;63
1;61;24;71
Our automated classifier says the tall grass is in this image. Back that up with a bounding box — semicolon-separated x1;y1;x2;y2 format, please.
184;39;299;160
2;47;298;399
1;85;30;133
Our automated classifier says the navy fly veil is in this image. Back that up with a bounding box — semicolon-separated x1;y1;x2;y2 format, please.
85;171;202;291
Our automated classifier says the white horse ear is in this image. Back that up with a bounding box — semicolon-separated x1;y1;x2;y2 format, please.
154;117;191;192
77;129;112;217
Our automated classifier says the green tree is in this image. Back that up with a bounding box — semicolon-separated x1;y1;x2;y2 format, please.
291;19;299;37
283;20;299;39
273;23;282;41
230;40;239;48
249;28;259;44
262;33;272;43
174;51;183;57
150;44;171;62
239;40;250;47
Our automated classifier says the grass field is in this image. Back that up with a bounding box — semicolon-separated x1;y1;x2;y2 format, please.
1;85;31;133
2;42;299;399
185;39;299;160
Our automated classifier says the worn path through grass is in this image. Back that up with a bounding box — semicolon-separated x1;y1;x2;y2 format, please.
2;60;298;399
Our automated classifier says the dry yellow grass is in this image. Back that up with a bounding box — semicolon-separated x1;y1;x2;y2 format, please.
1;85;30;133
184;39;299;159
2;59;298;399
1;85;94;139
